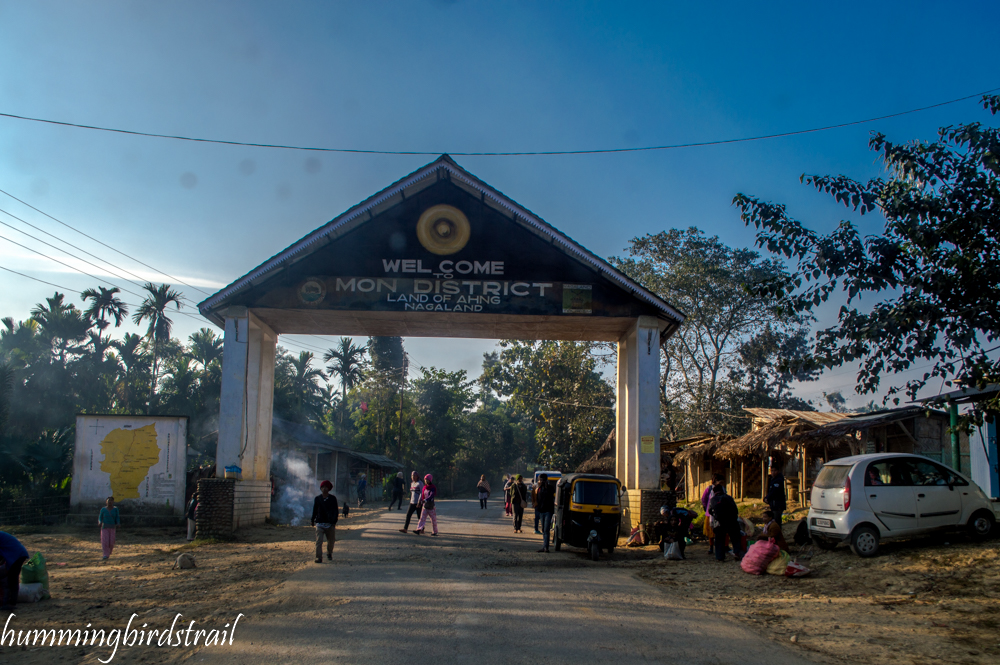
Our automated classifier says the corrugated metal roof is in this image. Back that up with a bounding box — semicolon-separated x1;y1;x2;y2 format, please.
743;408;849;427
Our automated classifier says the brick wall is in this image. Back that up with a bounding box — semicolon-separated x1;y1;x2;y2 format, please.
233;480;270;529
195;478;235;539
623;489;676;531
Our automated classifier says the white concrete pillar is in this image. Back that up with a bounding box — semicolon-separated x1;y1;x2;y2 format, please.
216;307;276;481
615;335;629;488
616;316;662;491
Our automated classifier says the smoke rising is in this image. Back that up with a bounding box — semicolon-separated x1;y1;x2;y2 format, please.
271;450;314;525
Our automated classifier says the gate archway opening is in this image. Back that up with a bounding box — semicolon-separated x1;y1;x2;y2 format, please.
198;155;684;531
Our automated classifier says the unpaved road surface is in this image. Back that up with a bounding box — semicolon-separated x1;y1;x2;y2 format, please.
199;499;816;665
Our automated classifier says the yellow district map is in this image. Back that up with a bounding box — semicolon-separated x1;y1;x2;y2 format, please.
98;423;161;499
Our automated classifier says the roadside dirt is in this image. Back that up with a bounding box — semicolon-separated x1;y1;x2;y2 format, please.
0;506;381;664
5;501;999;665
630;520;1000;665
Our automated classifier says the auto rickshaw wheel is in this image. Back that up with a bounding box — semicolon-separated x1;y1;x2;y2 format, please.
589;541;600;561
554;535;561;551
606;544;615;556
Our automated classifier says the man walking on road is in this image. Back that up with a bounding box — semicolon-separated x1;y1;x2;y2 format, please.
536;473;555;552
399;471;423;533
389;472;405;510
511;475;528;533
312;480;339;563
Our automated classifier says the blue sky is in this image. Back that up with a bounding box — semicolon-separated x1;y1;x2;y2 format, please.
1;1;997;407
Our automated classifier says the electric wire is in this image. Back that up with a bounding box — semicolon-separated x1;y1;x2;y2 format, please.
0;186;340;353
0;87;997;156
0;186;214;296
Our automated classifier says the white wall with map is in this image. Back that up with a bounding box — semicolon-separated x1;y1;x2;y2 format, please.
71;415;188;514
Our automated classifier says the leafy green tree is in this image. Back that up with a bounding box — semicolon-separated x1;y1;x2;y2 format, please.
734;94;1000;413
132;282;182;412
409;367;474;483
481;340;614;470
612;228;810;438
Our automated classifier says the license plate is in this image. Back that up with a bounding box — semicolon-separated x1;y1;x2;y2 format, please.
815;518;833;528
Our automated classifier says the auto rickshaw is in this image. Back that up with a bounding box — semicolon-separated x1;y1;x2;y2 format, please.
553;473;622;560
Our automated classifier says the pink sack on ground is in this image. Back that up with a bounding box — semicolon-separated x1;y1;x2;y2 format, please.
741;538;780;575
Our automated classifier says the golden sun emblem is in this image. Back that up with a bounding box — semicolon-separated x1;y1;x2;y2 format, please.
416;205;470;255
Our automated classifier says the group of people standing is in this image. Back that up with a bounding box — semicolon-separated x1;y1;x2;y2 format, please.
700;464;788;562
500;473;555;552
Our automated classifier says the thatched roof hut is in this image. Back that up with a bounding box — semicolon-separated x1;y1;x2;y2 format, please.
576;429;616;475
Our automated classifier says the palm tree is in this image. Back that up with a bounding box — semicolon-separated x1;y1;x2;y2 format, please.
323;337;367;432
81;286;128;331
288;351;325;421
187;328;223;371
111;333;149;412
131;282;182;412
30;293;91;363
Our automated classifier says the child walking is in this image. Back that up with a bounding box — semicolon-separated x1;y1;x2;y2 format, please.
98;496;120;560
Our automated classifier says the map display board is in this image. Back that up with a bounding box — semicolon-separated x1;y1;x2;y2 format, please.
70;415;187;514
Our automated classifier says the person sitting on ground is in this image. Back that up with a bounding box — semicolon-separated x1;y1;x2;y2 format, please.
762;510;789;552
311;480;339;563
0;531;29;611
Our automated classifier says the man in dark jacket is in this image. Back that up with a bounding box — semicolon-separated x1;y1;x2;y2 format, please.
708;484;744;562
311;480;339;563
535;474;556;553
765;466;787;525
389;472;405;510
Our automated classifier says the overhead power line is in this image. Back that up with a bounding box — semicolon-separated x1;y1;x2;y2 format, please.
0;87;997;156
0;186;214;296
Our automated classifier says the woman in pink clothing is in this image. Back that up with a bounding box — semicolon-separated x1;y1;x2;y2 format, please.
413;474;438;536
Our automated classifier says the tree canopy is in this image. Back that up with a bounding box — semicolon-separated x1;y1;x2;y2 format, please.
734;94;1000;414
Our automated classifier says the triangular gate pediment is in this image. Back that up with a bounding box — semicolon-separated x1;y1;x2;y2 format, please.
199;156;683;341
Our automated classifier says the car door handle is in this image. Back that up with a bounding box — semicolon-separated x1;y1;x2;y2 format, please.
917;494;925;498
869;494;877;498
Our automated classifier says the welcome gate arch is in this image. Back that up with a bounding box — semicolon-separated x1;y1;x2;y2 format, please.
198;156;684;531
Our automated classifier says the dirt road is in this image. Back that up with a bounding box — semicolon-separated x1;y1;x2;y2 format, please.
198;499;816;665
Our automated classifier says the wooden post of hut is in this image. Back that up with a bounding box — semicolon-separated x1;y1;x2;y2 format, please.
739;460;744;501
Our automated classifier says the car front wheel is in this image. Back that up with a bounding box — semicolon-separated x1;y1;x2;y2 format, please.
968;510;995;541
850;525;880;557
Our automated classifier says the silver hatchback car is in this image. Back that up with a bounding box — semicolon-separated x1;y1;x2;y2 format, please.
807;453;998;557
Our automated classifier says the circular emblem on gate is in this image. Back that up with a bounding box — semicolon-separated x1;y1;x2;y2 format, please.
298;278;326;305
416;205;470;255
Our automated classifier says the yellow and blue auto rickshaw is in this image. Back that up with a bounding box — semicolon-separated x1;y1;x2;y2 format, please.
553;473;622;560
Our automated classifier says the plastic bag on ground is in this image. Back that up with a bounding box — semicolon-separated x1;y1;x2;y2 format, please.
17;582;45;603
766;550;791;575
664;541;683;560
785;561;811;577
20;552;49;590
741;538;780;575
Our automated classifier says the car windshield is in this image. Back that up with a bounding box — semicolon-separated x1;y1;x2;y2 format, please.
814;465;851;488
572;481;619;506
